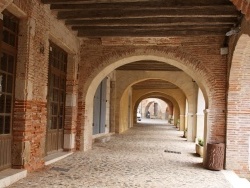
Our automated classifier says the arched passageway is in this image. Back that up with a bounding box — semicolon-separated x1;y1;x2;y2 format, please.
133;92;181;125
80;50;221;160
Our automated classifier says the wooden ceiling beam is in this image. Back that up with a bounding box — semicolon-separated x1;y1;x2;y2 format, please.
65;17;238;26
57;7;238;20
42;0;232;6
77;28;228;37
50;3;232;10
72;25;233;31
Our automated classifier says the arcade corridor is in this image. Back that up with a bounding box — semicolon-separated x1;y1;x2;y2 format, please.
9;120;233;188
2;0;250;186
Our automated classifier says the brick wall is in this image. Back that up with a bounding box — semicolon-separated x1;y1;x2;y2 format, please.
230;0;250;20
227;18;250;178
2;0;79;171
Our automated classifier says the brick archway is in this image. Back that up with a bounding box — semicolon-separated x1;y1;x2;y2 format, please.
227;34;250;177
78;47;224;151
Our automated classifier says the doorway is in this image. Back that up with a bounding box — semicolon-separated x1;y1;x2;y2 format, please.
46;42;67;154
93;78;107;135
0;11;18;170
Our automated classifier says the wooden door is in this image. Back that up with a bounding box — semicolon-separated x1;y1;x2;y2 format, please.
0;11;18;171
46;42;67;154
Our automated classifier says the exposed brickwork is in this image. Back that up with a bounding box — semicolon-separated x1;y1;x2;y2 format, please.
0;0;79;171
76;101;85;151
230;0;250;20
227;18;250;177
1;0;249;178
13;100;46;171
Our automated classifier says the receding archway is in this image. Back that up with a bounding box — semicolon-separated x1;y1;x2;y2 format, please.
133;92;182;130
79;49;217;151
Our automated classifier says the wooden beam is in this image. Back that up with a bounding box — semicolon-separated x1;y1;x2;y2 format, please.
50;2;233;10
42;0;232;6
66;17;238;26
72;25;233;31
57;7;238;20
77;28;229;37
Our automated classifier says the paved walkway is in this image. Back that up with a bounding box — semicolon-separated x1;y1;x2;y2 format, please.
9;119;232;188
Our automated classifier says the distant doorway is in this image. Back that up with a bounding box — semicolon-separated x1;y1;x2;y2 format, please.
93;78;107;135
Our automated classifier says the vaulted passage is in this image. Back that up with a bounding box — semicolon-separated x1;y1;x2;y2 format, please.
9;120;231;187
2;0;250;186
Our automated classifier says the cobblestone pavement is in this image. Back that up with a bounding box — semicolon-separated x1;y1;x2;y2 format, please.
9;120;232;188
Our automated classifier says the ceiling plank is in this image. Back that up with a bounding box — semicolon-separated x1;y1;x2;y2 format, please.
77;28;229;37
132;79;178;89
117;61;182;71
50;3;232;10
65;17;238;26
72;25;233;31
57;7;238;20
42;0;232;6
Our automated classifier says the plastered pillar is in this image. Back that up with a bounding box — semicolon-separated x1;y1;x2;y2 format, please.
195;112;205;140
64;55;78;151
203;109;210;165
187;113;194;142
179;114;185;131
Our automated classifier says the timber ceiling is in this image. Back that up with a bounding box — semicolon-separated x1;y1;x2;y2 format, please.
41;0;241;38
41;0;240;80
117;60;182;71
132;79;178;90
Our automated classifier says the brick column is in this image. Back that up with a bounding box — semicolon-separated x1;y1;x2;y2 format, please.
13;4;50;170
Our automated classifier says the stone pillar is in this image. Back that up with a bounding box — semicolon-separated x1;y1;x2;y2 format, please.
187;113;194;142
203;109;210;165
179;114;185;131
195;88;205;140
173;109;179;127
195;112;205;140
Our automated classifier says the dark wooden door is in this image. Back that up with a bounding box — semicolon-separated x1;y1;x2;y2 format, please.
46;42;67;154
93;84;101;135
93;78;107;135
0;11;18;171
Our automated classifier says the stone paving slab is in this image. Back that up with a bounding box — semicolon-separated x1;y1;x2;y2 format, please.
8;121;232;188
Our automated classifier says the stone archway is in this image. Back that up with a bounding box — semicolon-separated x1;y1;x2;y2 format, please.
227;34;250;177
133;92;181;128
